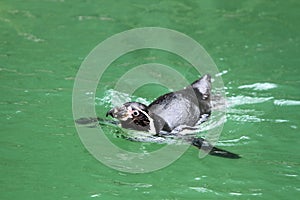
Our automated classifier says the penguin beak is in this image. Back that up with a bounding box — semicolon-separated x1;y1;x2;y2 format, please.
106;109;114;117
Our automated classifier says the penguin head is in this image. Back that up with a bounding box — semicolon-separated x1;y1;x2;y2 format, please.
106;102;152;129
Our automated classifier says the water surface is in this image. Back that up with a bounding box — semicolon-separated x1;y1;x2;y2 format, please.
1;0;299;199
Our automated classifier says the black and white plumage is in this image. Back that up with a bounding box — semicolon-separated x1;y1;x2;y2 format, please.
106;74;240;159
106;75;211;134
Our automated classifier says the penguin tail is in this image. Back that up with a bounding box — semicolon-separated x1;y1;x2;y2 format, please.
191;137;241;159
191;74;211;100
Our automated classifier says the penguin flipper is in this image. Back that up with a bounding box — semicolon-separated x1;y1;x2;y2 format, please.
191;137;241;159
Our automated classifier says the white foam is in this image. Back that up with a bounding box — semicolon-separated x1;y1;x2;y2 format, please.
220;136;250;143
189;187;214;193
274;99;300;106
284;174;298;177
228;114;264;123
229;192;242;196
215;70;228;77
274;119;289;123
218;136;250;146
90;193;101;198
251;193;263;196
238;83;277;91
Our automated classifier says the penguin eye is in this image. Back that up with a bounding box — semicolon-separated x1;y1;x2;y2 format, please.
132;110;139;117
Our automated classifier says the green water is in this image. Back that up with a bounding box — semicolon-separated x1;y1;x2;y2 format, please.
1;0;300;199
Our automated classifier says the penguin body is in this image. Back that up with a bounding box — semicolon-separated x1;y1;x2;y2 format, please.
105;74;240;159
107;75;212;134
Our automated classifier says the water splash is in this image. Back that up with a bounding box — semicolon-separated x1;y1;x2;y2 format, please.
95;89;150;108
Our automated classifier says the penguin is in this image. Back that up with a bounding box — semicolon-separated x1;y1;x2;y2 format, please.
106;74;240;159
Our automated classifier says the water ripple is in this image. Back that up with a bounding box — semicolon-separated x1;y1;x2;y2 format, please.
227;96;273;106
218;136;250;146
189;186;214;193
274;99;300;106
238;83;277;90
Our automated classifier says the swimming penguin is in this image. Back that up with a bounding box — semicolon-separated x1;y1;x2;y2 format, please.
106;74;240;159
